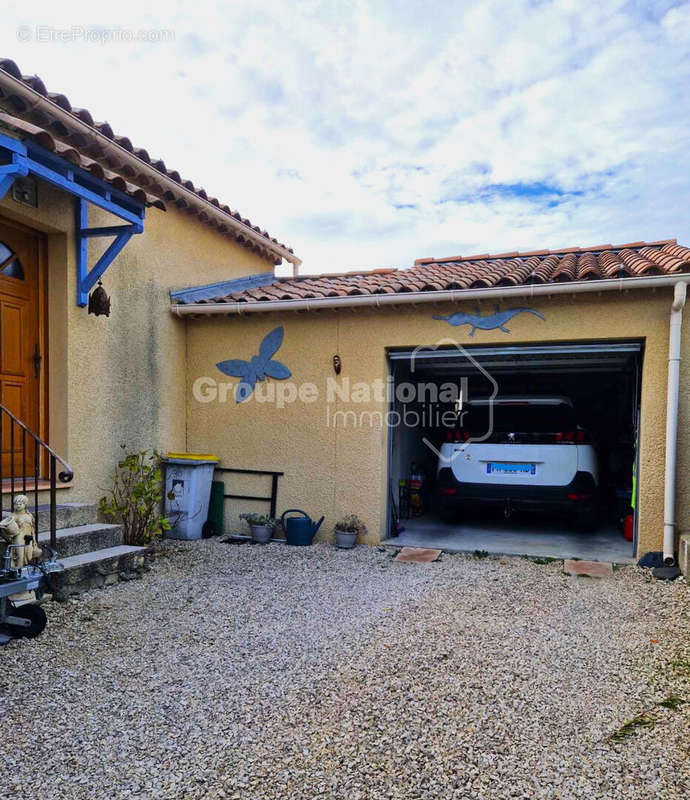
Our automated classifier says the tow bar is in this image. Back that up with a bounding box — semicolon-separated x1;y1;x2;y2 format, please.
0;543;63;640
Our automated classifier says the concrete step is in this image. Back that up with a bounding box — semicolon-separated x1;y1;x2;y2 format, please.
1;502;99;532
51;545;151;600
38;523;123;558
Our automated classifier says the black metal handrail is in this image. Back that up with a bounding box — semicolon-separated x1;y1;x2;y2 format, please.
214;466;283;518
0;404;73;549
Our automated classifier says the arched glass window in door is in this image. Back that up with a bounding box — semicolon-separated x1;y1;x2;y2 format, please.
0;242;24;280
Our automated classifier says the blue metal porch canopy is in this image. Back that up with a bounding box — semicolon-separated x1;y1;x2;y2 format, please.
0;131;145;306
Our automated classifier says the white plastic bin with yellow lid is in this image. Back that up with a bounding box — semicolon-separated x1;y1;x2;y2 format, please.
163;453;219;540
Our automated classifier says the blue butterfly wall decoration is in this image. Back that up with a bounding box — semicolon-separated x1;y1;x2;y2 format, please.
216;326;292;403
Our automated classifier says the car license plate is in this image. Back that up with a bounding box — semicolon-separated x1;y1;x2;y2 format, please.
487;462;536;475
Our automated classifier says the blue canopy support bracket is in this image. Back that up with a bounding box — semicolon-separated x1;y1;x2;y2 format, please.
0;150;29;201
0;131;145;307
75;198;143;306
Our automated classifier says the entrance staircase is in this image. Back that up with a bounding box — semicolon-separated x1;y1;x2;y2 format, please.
0;403;151;601
32;502;151;600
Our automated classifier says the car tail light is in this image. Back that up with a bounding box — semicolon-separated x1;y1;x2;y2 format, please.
556;431;582;443
439;487;457;495
567;492;591;501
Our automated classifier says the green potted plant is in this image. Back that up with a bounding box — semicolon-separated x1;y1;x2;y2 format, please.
334;514;365;549
239;512;277;544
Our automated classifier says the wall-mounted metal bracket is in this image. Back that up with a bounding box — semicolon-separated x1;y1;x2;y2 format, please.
0;132;146;307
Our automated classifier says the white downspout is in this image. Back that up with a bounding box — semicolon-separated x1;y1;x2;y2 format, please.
663;281;687;564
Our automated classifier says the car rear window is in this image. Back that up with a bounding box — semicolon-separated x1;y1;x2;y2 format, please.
463;403;577;435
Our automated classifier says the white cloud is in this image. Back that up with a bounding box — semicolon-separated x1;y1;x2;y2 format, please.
0;0;689;274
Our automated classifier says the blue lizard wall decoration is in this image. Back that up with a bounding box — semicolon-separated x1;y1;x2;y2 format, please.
433;304;545;335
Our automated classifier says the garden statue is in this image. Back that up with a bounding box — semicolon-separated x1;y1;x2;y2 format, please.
0;494;41;567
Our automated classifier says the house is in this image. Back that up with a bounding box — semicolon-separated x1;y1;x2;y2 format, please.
0;58;298;585
1;58;688;574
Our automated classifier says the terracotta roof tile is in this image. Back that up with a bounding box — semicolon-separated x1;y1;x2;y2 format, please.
0;111;164;209
174;239;690;306
577;252;602;280
598;251;622;277
661;243;690;266
0;58;293;263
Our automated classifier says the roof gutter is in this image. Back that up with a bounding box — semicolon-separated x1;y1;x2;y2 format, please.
0;70;301;269
171;273;690;316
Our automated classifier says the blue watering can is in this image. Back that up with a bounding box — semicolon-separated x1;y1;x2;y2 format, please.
280;509;324;546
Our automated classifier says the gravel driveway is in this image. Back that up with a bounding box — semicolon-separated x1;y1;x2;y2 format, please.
1;540;689;799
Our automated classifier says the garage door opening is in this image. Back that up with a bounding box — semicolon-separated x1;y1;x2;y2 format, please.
386;341;642;562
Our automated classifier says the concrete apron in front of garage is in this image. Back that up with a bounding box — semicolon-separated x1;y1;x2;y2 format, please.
383;515;634;563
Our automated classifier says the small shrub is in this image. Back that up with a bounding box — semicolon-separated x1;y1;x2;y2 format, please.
335;514;365;532
100;446;170;546
239;512;276;528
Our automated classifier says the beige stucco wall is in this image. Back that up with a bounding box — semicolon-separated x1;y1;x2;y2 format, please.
0;179;274;504
185;290;684;558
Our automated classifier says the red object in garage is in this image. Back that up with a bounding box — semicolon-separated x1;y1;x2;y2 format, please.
623;514;634;541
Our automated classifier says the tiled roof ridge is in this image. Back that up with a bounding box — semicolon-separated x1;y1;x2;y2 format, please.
282;240;679;283
414;239;677;266
281;267;398;282
0;57;294;261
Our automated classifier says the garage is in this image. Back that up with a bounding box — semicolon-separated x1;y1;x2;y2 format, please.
386;341;643;562
179;239;690;567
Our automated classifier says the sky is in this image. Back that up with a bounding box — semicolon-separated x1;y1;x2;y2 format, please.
1;0;690;275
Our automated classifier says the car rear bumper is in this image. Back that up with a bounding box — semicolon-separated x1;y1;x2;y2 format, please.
436;468;598;512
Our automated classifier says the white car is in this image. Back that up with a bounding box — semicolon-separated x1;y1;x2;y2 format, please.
436;396;600;530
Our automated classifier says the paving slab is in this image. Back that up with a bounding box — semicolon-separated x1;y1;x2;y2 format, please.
563;559;613;578
394;547;442;563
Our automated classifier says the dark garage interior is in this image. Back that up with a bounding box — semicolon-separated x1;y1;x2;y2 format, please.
386;342;642;562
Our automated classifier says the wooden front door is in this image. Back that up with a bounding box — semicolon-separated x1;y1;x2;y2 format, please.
0;219;43;477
